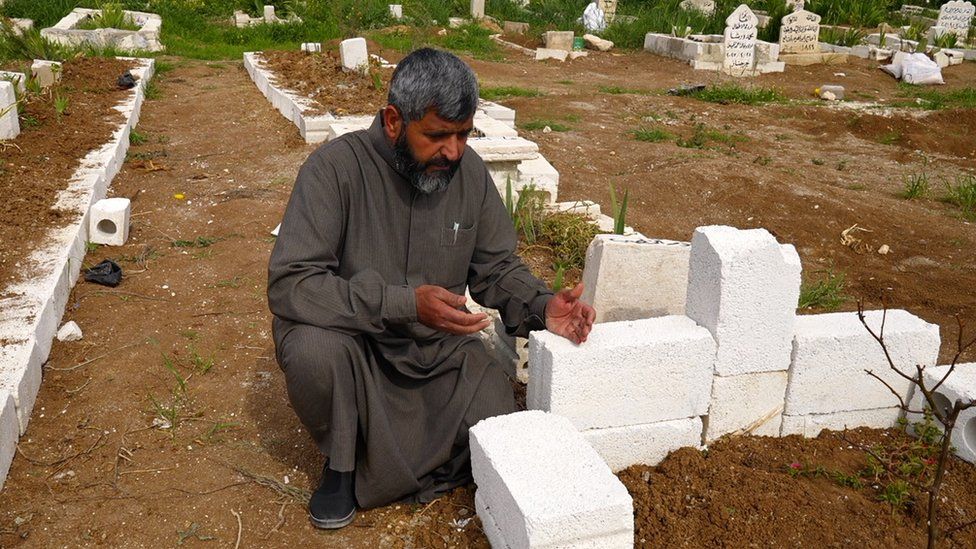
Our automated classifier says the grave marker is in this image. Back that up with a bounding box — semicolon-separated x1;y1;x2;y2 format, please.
723;4;759;76
937;0;975;39
339;37;368;74
779;9;821;54
471;0;485;19
598;0;618;23
679;0;715;15
0;81;20;141
389;4;403;19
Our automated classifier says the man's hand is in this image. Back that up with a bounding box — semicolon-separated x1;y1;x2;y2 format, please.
415;285;491;335
545;284;596;344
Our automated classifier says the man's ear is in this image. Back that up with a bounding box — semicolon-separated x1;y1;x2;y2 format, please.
382;105;402;142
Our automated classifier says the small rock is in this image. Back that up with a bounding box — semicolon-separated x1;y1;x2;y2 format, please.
542;125;552;133
878;244;890;255
56;321;82;342
583;33;614;51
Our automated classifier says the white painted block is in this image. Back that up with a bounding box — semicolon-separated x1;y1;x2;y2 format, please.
324;116;373;141
301;42;322;53
685;225;801;376
544;31;575;52
389;4;403;18
535;48;569;61
0;390;17;492
786;310;941;415
528;316;714;430
479;100;516;128
31;60;62;89
584;417;702;471
471;0;485;19
582;234;690;323
706;371;787;442
781;407;902;437
0;71;26;95
56;321;82;342
473;111;518;138
908;363;976;464
89;197;131;246
468;136;538;163
0;81;19;140
340;37;368;73
475;493;510;549
263;4;276;22
470;411;634;548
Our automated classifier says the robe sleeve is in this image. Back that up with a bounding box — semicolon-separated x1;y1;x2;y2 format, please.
467;167;553;338
267;150;417;335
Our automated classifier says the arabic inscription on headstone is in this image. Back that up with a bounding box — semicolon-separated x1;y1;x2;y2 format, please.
937;1;975;39
724;4;759;76
779;9;821;54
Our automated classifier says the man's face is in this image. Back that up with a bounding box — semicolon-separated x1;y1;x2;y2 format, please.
386;107;474;194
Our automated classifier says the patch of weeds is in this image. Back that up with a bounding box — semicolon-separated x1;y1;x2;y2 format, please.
144;81;160;100
942;174;976;220
899;171;929;200
754;156;772;166
191;249;215;260
878;131;902;145
798;270;846;311
189;348;214;374
432;23;500;60
205;421;238;443
215;275;243;288
20;113;39;128
676;124;746;149
676;124;708;149
521;119;571;132
556;79;574;85
129;129;147;145
847;183;867;191
633;127;672;143
179;329;199;340
172;236;218;248
836;160;848;172
480;85;543;101
893;85;976;110
77;3;139;31
85;241;101;253
53;92;69;121
176;523;216;545
563;114;581;123
598;85;646;95
774;133;790;141
687;83;786;106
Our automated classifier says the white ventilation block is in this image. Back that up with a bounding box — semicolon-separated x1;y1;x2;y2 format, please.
89;197;131;246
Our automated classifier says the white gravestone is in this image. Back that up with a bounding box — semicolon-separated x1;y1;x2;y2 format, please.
679;0;716;15
471;0;485;19
780;9;821;54
937;1;975;40
724;5;759;76
786;0;804;12
0;81;20;141
339;37;368;74
598;0;618;23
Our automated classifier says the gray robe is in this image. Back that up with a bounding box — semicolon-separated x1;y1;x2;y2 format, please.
267;113;552;507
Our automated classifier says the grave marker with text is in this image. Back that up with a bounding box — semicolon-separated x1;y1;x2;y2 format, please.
780;9;821;54
724;4;759;76
937;1;975;40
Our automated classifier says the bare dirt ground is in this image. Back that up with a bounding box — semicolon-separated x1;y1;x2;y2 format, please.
2;45;975;547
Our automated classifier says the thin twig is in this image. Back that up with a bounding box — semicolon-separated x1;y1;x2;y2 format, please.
16;433;106;469
863;369;909;410
118;466;178;476
65;377;92;394
944;517;976;535
231;509;242;549
46;342;143;371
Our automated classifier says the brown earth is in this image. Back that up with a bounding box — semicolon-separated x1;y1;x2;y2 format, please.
0;57;136;294
1;43;976;547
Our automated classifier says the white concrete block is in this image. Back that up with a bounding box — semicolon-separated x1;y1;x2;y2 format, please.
535;48;569;62
907;363;976;464
470;411;634;548
786;310;941;416
31;60;62;89
781;407;902;437
516;155;559;192
340;37;368;73
479;100;516;128
389;4;403;19
475;493;510;549
301;42;322;53
584;417;703;471
544;30;575;51
581;235;689;323
0;71;26;95
56;321;82;342
528;316;714;430
0;390;17;492
0;81;19;141
468;136;538;163
471;0;485;19
685;225;801;376
89;197;131;246
474;111;518;138
706;371;786;442
263;4;276;22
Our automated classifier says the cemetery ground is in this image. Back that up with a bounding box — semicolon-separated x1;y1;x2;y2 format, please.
2;45;976;547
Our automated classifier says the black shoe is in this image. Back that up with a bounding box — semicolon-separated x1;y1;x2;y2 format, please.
309;461;356;529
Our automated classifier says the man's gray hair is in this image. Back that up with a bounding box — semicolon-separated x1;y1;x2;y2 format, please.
388;48;479;123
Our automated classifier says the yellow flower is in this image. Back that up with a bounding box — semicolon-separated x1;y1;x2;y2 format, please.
174;193;185;200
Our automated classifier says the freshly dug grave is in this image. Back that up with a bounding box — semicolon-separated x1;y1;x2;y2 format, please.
0;56;136;295
619;428;976;548
257;42;401;116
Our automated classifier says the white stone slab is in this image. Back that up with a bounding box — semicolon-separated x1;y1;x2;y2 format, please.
780;10;821;54
31;60;61;89
389;4;403;19
467;136;539;163
242;52;337;143
786;310;941;416
582;235;690;323
535;48;569;62
0;391;16;492
479;100;516;128
907;362;976;463
685;226;801;376
340;37;369;73
515;155;559;193
937;1;975;39
0;81;19;140
471;0;485;19
89;197;131;246
724;5;759;76
325;116;373;141
584;417;703;471
474;111;518;138
527;316;714;430
0;71;26;95
544;31;575;52
40;8;164;52
0;58;154;434
475;493;510;549
781;407;903;437
263;5;276;22
706;371;786;442
470;411;634;549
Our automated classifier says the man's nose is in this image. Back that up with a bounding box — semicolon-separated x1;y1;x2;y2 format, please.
440;135;463;162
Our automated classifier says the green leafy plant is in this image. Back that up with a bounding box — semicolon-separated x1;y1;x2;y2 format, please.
900;171;929;199
521;119;571;132
942;174;976;220
609;184;628;235
53;92;69;121
633;127;672;142
932;31;958;49
129;129;148;145
78;3;139;31
798;270;846;310
172;236;219;248
819;25;866;47
551;261;566;292
687;83;786;106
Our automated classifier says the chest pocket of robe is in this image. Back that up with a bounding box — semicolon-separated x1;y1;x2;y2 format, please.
435;225;476;288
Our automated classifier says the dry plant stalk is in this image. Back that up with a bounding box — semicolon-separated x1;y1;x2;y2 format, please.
857;301;976;549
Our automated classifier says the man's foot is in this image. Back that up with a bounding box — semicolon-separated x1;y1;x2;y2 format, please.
309;461;356;529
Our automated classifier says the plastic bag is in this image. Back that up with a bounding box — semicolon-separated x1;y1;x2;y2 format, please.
582;2;606;33
117;71;136;89
84;259;123;287
901;53;944;85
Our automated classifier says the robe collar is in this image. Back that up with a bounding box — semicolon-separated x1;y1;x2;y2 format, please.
368;110;412;181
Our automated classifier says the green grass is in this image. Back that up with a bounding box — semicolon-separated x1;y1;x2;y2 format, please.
633;127;673;142
686;83;786;106
942;175;976;220
676;123;748;149
172;236;219;248
480;86;544;101
899;171;929;199
798;270;847;311
129;129;147;145
878;131;901;145
521;119;571;132
893;85;976;110
77;3;140;31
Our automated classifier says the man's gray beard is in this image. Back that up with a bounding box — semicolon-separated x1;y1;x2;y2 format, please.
392;131;459;195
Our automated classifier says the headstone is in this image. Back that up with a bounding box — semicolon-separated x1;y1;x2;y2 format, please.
301;42;322;53
0;81;20;141
0;72;26;95
937;1;975;39
503;21;529;34
471;0;485;19
679;0;716;15
31;60;62;89
535;48;569;62
597;0;618;24
339;37;369;74
263;4;276;22
544;30;575;51
786;0;804;11
389;4;403;19
779;9;821;54
723;4;759;76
